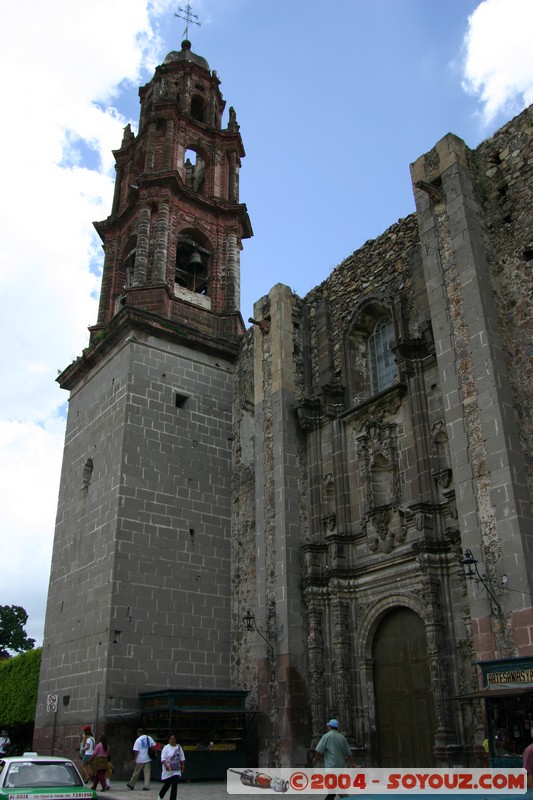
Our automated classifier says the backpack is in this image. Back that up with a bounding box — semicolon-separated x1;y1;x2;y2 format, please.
144;736;156;760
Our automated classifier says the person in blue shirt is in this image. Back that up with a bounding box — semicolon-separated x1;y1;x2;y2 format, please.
313;719;356;800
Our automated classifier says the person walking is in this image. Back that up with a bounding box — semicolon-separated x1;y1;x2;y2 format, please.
159;734;185;800
80;725;95;783
91;735;110;792
312;719;356;800
127;728;156;791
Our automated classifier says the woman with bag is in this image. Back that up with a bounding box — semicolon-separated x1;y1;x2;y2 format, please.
159;734;185;800
91;735;110;792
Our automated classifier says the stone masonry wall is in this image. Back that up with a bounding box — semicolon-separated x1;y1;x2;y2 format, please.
36;331;236;771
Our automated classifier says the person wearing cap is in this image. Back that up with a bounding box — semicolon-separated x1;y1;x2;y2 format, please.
80;725;95;782
312;719;356;800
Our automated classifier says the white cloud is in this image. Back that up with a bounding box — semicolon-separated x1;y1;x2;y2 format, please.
462;0;533;123
0;0;174;645
0;419;65;645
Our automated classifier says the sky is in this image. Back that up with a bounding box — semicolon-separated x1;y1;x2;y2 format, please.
1;0;533;649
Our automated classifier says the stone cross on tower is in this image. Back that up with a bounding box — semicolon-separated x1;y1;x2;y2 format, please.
175;3;200;40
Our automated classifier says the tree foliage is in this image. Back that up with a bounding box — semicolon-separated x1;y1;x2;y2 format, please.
0;605;35;657
0;648;42;726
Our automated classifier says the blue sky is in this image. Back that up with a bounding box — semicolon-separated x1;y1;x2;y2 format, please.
1;0;532;647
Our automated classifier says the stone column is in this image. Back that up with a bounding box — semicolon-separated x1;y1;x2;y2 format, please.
307;606;325;746
132;206;151;286
111;163;123;216
162;119;174;172
96;239;118;325
253;283;308;767
228;151;238;202
225;233;240;311
144;121;157;173
151;203;170;284
331;600;354;735
331;417;351;535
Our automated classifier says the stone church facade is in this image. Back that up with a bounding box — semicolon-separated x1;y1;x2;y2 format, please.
35;40;533;773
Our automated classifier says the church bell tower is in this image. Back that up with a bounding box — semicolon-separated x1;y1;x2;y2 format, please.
95;37;251;340
34;39;252;761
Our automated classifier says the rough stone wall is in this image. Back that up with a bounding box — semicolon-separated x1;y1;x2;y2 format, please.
474;106;533;494
306;214;424;370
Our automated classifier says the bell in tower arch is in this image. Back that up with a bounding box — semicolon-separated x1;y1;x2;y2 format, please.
175;238;209;295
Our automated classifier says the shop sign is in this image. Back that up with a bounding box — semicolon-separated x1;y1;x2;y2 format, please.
486;668;533;685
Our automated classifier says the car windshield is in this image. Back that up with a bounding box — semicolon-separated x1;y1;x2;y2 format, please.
4;761;83;788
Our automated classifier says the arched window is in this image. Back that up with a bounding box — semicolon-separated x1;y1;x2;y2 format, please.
345;303;398;405
369;318;396;394
190;95;205;122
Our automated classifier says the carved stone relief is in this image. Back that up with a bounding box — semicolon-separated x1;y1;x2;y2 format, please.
307;607;326;743
357;419;403;555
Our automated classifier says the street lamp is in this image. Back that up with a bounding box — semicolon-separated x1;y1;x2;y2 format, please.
461;549;504;618
242;609;275;656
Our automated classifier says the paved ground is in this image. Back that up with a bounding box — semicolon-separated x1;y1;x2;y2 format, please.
100;779;533;800
102;778;319;800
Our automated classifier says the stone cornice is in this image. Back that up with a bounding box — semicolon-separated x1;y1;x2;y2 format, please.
57;305;241;391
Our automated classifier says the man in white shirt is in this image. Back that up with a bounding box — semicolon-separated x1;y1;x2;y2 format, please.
127;728;156;791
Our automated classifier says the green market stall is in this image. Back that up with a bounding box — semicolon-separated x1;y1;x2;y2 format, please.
138;689;253;780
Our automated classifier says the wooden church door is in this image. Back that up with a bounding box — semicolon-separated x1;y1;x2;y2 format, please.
372;607;436;767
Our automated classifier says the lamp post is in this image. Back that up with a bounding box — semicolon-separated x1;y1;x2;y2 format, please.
242;609;275;657
242;609;278;765
461;549;504;618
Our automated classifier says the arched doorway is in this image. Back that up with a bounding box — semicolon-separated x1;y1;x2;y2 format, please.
373;607;436;766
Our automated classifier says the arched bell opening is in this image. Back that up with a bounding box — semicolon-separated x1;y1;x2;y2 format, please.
113;236;137;314
182;146;207;194
175;230;211;296
122;243;137;290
